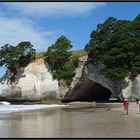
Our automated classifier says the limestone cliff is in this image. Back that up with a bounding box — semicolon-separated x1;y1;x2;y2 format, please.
0;58;59;100
1;54;139;102
0;55;87;101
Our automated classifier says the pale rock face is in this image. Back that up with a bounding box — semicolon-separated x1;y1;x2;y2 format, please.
0;58;59;100
70;64;84;89
122;76;140;99
121;77;132;99
59;87;68;98
70;56;87;89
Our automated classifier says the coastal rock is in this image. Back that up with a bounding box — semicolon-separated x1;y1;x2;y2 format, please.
63;63;140;102
122;76;140;99
63;64;121;102
70;64;84;89
0;58;59;100
1;54;139;102
59;79;69;98
59;56;87;98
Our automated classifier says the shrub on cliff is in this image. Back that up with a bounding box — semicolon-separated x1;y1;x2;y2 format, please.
85;14;140;81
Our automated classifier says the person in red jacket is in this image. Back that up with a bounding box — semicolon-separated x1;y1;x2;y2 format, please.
123;99;129;115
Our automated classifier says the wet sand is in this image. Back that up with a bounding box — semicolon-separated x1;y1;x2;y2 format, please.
0;102;140;138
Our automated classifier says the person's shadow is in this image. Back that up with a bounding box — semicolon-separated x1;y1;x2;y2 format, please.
121;113;128;115
136;112;140;114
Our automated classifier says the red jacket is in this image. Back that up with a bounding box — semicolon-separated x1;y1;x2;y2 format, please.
123;100;129;109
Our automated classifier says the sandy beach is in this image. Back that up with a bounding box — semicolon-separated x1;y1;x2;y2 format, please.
0;102;140;138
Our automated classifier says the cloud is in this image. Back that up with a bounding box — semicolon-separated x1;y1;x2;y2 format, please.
2;2;106;18
0;2;106;51
0;2;106;77
0;16;60;52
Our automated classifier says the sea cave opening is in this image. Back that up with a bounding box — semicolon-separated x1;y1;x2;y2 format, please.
78;82;113;102
62;78;114;103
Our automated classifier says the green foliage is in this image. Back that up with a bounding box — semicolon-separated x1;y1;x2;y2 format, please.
0;41;36;82
85;14;140;80
71;56;79;67
46;36;72;70
53;61;75;85
48;35;73;53
71;49;88;58
46;35;78;85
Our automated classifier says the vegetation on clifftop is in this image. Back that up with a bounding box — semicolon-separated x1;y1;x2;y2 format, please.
85;14;140;81
0;41;36;82
45;35;79;85
0;36;86;86
3;14;140;85
71;49;88;58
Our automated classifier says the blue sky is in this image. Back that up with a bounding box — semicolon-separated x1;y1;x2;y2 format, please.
0;2;140;77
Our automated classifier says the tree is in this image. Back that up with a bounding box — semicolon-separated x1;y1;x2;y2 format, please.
47;35;73;70
53;61;75;85
0;41;36;82
85;14;140;80
46;35;77;85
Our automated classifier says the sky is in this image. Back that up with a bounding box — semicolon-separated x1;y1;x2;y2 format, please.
0;2;140;77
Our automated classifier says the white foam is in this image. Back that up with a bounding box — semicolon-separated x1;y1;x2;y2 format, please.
0;104;65;114
0;101;10;105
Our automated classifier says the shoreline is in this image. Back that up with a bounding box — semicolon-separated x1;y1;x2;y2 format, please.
1;101;140;138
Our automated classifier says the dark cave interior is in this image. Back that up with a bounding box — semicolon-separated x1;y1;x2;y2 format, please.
77;82;112;101
62;78;113;103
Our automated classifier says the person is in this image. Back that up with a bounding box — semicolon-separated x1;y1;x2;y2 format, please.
138;100;140;111
123;99;129;115
136;98;139;104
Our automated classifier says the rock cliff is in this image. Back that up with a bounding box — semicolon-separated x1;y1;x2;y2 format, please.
1;54;140;102
0;58;59;100
63;62;140;102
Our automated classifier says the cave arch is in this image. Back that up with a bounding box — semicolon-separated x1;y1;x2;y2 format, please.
78;82;112;101
63;77;113;103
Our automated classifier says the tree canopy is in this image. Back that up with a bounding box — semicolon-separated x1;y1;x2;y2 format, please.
85;14;140;81
47;36;73;70
46;35;78;85
0;41;36;82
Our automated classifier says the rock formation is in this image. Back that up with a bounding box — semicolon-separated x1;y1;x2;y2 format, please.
63;62;140;102
1;54;140;102
63;63;120;102
0;57;59;100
